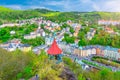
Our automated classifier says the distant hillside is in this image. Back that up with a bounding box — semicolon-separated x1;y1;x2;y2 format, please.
0;7;43;24
0;6;13;12
1;6;120;24
46;11;120;23
33;8;54;13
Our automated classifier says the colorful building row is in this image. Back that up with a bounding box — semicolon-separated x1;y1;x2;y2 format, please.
73;45;120;61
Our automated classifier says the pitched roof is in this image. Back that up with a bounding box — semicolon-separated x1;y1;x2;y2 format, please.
47;39;62;55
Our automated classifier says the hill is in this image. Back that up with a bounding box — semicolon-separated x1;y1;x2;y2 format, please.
0;6;13;12
1;6;120;24
33;8;54;13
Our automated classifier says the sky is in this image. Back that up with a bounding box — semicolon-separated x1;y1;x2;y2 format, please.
0;0;120;12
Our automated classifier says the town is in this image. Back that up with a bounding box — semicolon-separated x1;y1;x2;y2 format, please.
0;17;120;73
0;2;120;79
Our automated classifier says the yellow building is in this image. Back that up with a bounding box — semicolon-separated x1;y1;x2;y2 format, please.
20;44;32;52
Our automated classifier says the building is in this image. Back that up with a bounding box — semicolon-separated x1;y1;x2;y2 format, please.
104;46;120;60
104;27;114;34
86;28;96;40
45;37;54;45
10;31;16;35
0;39;31;52
19;44;32;52
47;39;62;62
95;45;104;56
33;45;48;55
98;20;120;25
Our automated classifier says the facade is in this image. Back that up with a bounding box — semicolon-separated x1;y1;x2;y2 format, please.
95;45;104;56
10;31;16;35
0;23;21;28
45;37;54;45
0;39;31;52
20;44;32;52
72;45;120;61
86;28;96;40
98;20;120;25
104;46;120;60
104;27;114;34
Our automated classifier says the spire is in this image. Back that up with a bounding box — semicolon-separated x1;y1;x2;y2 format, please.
47;39;62;55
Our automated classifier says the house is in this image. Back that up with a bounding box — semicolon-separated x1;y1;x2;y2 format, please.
95;45;104;56
24;34;37;39
19;44;32;52
82;48;88;57
66;27;70;32
75;39;79;44
84;46;96;56
59;43;72;54
74;32;78;37
104;46;119;60
0;40;31;52
73;46;89;57
104;27;115;34
98;20;120;25
10;31;16;35
73;49;81;56
10;39;21;44
0;23;21;28
24;34;32;39
33;45;48;54
73;45;102;57
91;47;96;55
0;43;15;51
41;31;46;37
67;20;72;25
33;48;41;55
86;28;96;40
24;28;45;39
45;37;54;45
75;26;81;32
118;49;120;61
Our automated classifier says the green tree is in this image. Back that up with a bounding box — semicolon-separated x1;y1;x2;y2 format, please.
78;38;87;46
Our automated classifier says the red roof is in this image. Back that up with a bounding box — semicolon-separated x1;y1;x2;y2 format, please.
47;39;62;55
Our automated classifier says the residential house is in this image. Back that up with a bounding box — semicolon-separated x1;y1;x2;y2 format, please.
104;27;114;34
95;45;104;56
45;37;54;45
67;20;72;25
0;41;31;52
118;49;120;60
104;46;119;60
86;28;96;40
82;48;88;57
33;45;48;54
98;20;120;25
10;31;16;35
19;44;32;52
0;23;21;28
73;49;81;56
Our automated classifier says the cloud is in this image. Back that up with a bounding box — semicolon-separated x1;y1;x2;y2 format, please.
2;5;51;10
45;0;65;6
1;0;120;12
102;0;120;12
4;5;22;10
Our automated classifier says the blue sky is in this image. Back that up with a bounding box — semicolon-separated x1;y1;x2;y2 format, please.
0;0;120;12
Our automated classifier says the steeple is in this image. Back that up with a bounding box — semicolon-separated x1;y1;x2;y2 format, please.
47;39;62;55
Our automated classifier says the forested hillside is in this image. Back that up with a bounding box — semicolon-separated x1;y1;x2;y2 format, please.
1;6;120;24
